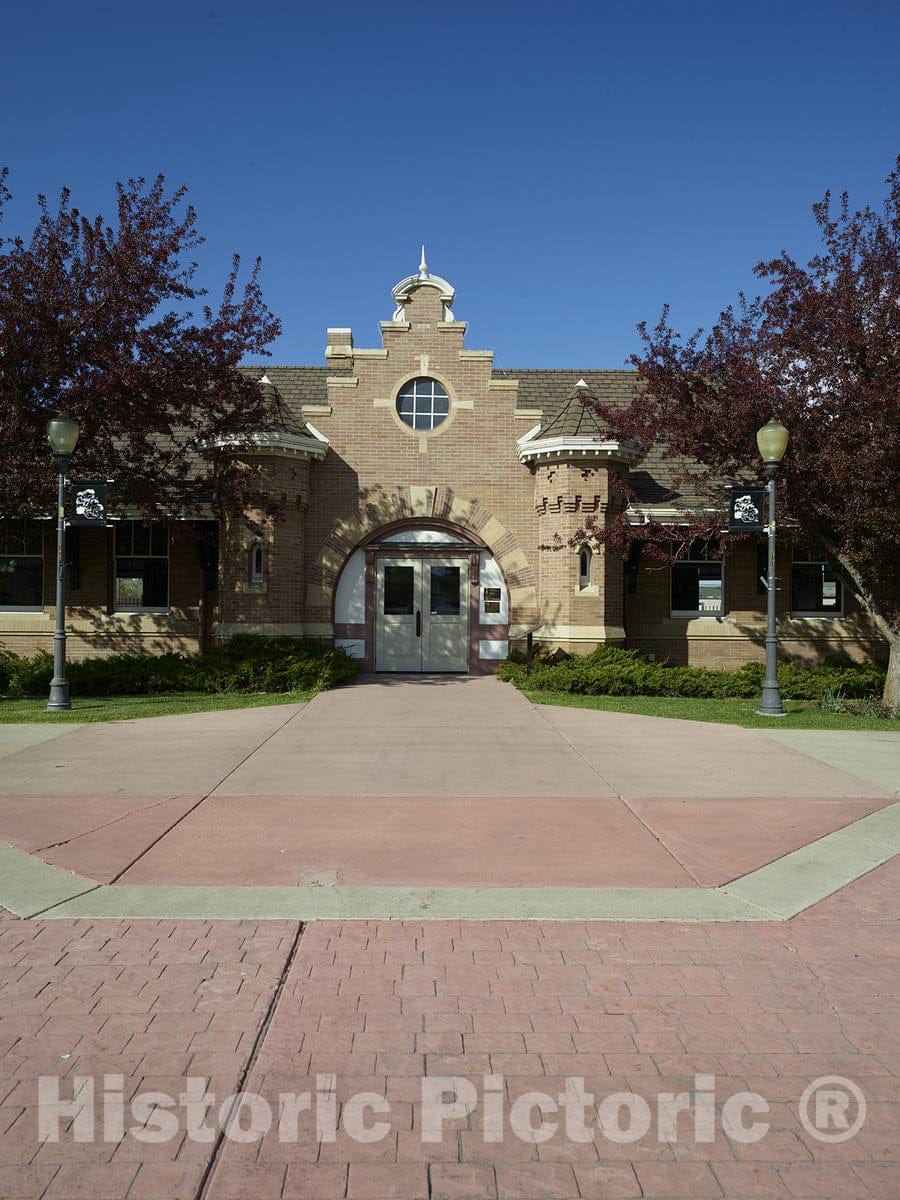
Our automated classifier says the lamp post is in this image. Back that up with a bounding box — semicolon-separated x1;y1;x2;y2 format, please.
756;417;789;717
46;415;80;711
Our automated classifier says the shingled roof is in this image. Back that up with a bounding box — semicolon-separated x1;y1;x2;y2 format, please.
238;365;338;431
492;368;638;415
237;363;710;510
494;368;712;509
535;380;612;439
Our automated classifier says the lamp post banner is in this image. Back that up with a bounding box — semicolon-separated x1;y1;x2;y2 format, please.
728;485;766;532
69;481;109;526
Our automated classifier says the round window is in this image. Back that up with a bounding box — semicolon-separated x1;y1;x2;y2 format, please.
396;377;450;431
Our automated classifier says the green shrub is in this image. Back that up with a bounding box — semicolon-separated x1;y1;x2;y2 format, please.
0;652;16;694
500;644;885;701
1;636;359;699
819;685;847;713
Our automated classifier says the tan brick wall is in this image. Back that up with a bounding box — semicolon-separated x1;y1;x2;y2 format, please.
533;461;626;651
625;539;885;667
0;523;208;660
218;455;310;636
299;284;544;635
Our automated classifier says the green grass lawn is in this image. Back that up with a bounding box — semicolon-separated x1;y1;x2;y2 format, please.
525;690;900;731
0;691;315;723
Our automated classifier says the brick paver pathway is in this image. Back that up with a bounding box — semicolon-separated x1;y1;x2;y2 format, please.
3;861;895;1198
0;919;298;1199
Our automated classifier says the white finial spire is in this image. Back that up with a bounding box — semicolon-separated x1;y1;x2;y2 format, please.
575;378;589;389
418;245;428;279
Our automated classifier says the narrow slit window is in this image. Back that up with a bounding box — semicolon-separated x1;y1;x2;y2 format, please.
250;543;265;583
579;546;592;589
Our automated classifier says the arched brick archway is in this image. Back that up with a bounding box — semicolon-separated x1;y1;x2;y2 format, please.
306;485;538;629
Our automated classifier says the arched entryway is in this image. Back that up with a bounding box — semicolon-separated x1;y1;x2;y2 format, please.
333;519;510;673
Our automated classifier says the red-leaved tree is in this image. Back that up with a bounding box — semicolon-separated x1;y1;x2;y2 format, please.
585;159;900;705
0;171;281;520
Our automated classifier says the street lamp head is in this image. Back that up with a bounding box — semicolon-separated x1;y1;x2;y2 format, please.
46;414;80;457
756;417;789;466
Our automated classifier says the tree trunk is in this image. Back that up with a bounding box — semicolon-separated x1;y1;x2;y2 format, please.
885;633;900;711
823;542;898;709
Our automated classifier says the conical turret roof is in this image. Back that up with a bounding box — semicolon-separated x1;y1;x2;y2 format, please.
537;380;610;439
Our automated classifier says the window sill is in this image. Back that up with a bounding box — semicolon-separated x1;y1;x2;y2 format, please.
790;612;846;621
112;609;171;616
669;612;725;620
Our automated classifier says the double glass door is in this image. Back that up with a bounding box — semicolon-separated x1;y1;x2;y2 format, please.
375;557;469;672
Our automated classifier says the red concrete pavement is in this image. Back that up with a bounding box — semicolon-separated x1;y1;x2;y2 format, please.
1;681;895;893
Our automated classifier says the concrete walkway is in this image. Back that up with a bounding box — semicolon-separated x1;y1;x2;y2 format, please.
0;678;896;913
0;684;898;1200
761;728;900;794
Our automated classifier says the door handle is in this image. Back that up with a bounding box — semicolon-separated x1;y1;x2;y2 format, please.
416;610;421;637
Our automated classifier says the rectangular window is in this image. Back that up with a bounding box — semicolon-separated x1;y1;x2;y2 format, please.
0;521;44;610
430;565;461;615
115;521;169;611
671;539;724;617
383;565;414;615
792;545;843;616
483;586;502;615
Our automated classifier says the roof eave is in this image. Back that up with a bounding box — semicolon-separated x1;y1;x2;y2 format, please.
518;436;644;467
198;430;329;460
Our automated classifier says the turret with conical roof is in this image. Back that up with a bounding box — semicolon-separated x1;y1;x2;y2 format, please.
520;381;640;654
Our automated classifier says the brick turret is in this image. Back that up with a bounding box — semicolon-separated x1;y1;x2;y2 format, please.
519;381;643;653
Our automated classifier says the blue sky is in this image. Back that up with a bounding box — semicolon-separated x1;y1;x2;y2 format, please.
3;0;898;367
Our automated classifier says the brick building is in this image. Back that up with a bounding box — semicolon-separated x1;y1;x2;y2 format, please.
0;257;885;671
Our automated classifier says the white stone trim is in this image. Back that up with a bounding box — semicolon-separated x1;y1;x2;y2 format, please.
478;638;509;660
200;430;328;460
534;624;627;641
327;376;358;387
335;638;366;660
303;421;329;444
626;506;720;524
518;435;643;466
391;272;456;321
516;423;542;448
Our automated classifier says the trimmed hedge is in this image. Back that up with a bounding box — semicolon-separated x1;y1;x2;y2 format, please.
497;645;884;700
0;635;359;698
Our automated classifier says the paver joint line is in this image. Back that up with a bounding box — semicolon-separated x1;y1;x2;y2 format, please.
106;699;312;885
196;919;305;1200
531;698;623;799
